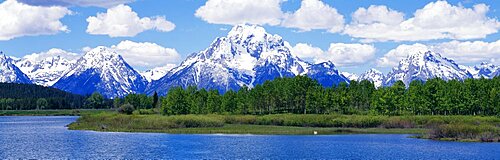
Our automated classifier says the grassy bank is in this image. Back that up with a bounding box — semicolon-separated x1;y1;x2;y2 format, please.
68;113;426;134
68;113;499;141
0;109;113;116
418;124;500;142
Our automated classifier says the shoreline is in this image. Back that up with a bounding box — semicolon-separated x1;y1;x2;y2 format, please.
0;109;113;116
68;123;427;135
2;111;497;142
66;113;499;142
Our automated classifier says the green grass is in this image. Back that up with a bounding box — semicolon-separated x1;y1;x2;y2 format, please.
64;113;500;141
68;113;426;135
0;109;114;116
419;123;500;142
163;124;427;135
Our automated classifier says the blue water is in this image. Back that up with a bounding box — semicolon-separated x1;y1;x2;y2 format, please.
0;116;498;159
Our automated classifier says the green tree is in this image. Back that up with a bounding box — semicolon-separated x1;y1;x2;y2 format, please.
207;89;221;114
152;91;159;109
86;92;105;109
163;87;188;115
36;98;48;110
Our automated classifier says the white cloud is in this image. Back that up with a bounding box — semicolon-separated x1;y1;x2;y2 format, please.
292;43;376;66
18;0;135;8
378;40;500;67
324;43;376;66
86;4;175;37
195;0;284;26
22;48;80;61
351;5;404;25
0;0;71;40
111;40;181;70
291;43;324;60
434;40;500;64
344;1;500;42
281;0;344;33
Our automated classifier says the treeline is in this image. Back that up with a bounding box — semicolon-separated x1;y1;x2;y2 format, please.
0;83;111;110
114;76;500;116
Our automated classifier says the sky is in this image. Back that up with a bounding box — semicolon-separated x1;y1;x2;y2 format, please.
0;0;499;74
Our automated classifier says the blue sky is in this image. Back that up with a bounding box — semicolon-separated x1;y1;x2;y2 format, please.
0;0;499;74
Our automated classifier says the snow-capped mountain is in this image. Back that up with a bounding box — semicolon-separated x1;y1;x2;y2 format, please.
307;61;349;86
15;54;76;86
384;51;472;87
358;69;385;88
147;24;348;94
52;47;147;98
493;68;500;78
341;72;358;81
461;62;498;79
140;64;176;82
0;53;31;84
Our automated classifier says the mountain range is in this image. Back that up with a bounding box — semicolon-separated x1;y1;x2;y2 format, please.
1;25;499;97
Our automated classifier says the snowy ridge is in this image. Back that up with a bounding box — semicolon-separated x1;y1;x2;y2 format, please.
341;72;359;81
0;53;32;84
384;51;472;87
141;64;176;82
148;24;347;94
358;69;385;88
461;62;498;79
52;47;147;98
15;55;76;86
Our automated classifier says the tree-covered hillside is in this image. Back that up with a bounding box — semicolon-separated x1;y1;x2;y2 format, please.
0;83;89;110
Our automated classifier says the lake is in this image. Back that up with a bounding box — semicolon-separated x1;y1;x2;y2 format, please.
0;116;498;159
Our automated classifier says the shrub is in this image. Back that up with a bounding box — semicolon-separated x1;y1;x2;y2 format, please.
223;115;257;124
380;117;414;128
168;115;224;128
427;124;499;142
118;103;135;115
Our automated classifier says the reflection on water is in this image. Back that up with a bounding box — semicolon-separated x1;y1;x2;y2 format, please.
0;116;498;159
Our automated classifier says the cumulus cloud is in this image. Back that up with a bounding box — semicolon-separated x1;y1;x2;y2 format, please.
281;0;344;32
378;40;500;67
0;0;71;40
17;0;134;8
22;48;80;61
434;40;500;64
292;43;376;66
86;4;175;37
344;1;500;42
351;5;404;25
291;43;324;61
324;43;376;66
111;40;181;70
195;0;284;26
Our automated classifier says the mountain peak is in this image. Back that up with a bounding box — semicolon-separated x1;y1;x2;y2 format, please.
385;50;471;86
84;46;118;57
0;52;7;60
0;52;32;84
359;68;385;88
226;24;283;48
148;24;347;94
228;24;267;37
53;46;146;98
366;68;382;74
